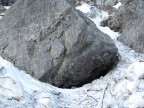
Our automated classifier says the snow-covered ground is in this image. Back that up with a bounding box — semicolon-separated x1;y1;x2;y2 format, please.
4;6;11;10
0;2;144;108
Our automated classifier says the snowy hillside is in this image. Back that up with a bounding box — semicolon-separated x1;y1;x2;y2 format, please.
0;2;144;108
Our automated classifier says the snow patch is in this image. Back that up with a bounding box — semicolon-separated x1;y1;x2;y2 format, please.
113;2;122;9
4;6;11;10
123;92;144;107
76;3;91;14
76;3;120;40
0;77;23;100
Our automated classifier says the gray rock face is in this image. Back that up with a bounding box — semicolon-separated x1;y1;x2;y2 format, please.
96;0;118;6
0;0;16;6
100;13;123;32
0;0;118;88
118;0;144;54
68;0;119;16
68;0;119;6
0;5;5;13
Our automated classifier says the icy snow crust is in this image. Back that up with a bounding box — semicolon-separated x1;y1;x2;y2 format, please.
0;3;144;108
112;2;122;9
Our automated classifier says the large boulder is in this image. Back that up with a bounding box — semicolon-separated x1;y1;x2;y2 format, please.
118;0;144;54
0;0;118;88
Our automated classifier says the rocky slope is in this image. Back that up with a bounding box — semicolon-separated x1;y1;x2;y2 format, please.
105;0;144;54
0;3;144;107
118;0;144;54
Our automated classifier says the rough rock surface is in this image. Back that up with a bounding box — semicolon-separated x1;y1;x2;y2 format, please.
0;0;118;88
0;0;16;6
68;0;120;18
101;1;123;32
100;13;123;32
0;5;5;13
96;0;118;6
68;0;119;7
118;0;144;54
